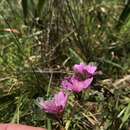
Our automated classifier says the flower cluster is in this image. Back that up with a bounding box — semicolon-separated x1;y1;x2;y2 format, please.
62;63;97;93
36;63;97;119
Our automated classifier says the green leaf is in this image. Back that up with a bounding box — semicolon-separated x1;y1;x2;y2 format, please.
120;102;130;128
69;48;84;63
116;0;130;29
37;0;45;17
21;0;28;24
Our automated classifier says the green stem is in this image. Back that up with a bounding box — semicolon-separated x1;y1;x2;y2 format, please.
47;73;53;97
47;118;52;130
65;120;71;130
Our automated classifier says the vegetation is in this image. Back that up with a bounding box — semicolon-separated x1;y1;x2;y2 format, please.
0;0;130;129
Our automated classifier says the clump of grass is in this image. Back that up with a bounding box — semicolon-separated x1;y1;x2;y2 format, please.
0;0;130;129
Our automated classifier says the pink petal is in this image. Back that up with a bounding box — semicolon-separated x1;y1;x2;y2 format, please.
71;77;93;93
86;65;97;75
41;100;58;113
73;63;86;74
61;77;73;90
36;98;58;114
82;77;93;89
54;91;68;108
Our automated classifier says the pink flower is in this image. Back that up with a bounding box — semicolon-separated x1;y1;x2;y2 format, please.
37;91;68;118
61;63;96;93
73;63;97;76
62;77;93;93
